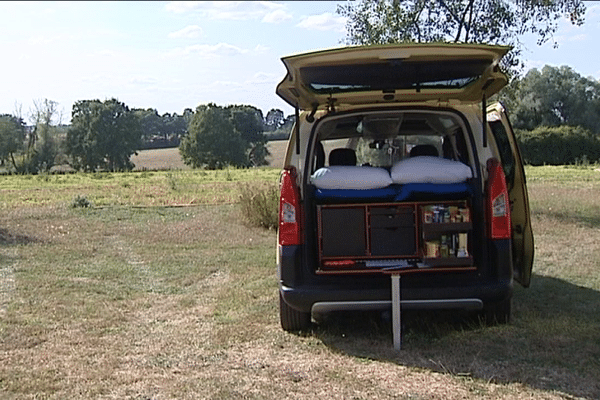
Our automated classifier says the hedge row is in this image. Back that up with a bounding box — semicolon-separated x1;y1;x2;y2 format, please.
516;125;600;166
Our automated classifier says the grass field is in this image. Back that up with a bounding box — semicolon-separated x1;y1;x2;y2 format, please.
1;154;600;399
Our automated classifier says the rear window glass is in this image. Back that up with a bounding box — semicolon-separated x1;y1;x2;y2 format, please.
309;112;471;175
301;59;490;94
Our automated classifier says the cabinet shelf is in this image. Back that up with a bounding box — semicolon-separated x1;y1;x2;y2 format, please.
423;256;473;267
421;222;472;233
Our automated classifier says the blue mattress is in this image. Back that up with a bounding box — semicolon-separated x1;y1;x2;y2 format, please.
314;182;472;202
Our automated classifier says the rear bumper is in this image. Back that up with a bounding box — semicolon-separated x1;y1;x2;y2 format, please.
278;239;514;314
280;279;510;314
311;298;483;314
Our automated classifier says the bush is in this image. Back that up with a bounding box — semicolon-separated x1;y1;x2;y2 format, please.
516;125;600;166
238;182;279;230
70;195;93;208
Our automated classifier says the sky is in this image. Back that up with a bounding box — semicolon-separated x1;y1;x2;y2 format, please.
0;1;599;124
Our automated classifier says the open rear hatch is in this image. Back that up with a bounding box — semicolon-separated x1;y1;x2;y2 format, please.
277;43;510;110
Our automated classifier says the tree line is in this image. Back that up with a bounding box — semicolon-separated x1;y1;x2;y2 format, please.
499;65;600;165
0;99;295;173
2;62;600;174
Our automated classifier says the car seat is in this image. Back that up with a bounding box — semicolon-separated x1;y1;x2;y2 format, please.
409;144;439;157
329;148;357;166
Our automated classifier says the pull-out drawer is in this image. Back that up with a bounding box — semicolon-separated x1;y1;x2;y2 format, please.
369;206;414;229
369;206;416;256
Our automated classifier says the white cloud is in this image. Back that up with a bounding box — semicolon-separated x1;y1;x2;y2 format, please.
27;33;71;46
253;44;270;54
522;59;546;73
245;72;278;85
164;43;248;59
262;9;293;24
91;49;118;58
210;80;242;88
296;13;346;33
129;76;158;85
587;4;600;18
168;25;204;39
165;1;204;14
165;1;291;22
567;33;587;42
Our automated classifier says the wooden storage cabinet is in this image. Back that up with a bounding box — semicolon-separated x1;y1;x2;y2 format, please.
317;201;473;273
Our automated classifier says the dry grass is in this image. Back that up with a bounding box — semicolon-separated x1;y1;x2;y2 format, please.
130;142;289;171
131;147;190;171
1;166;599;399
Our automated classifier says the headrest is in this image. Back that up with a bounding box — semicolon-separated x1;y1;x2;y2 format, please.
409;144;439;157
329;148;357;166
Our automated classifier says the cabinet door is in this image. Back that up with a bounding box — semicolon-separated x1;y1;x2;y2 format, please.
320;207;366;257
370;227;416;256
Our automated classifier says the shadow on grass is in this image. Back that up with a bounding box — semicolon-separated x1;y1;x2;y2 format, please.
0;228;40;246
312;274;600;399
532;208;600;230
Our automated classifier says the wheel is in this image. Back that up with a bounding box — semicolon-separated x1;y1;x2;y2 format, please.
481;296;512;325
279;292;311;331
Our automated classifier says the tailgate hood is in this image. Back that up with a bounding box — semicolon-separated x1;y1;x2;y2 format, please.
277;43;510;110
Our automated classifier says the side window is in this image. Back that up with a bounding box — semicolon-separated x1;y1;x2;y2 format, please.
489;120;515;188
452;129;469;165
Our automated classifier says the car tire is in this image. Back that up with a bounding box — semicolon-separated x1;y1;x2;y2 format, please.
482;296;512;325
279;292;311;331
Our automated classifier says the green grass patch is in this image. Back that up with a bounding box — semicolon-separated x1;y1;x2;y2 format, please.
0;165;599;399
0;167;280;209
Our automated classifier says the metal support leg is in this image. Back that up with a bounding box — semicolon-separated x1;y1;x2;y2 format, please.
391;274;401;350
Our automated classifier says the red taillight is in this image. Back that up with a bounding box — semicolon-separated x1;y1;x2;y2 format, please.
486;158;511;239
278;167;303;246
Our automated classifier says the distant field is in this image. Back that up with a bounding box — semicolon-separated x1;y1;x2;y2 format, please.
131;147;189;171
131;141;289;171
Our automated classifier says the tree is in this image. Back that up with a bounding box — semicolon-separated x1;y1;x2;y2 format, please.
131;108;189;149
265;109;284;132
502;65;600;133
179;104;270;169
133;108;162;141
13;99;64;173
161;111;188;145
66;98;142;172
337;0;586;73
179;103;247;169
228;105;270;166
0;114;25;170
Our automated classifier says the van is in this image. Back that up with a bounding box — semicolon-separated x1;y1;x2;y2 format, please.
275;43;534;331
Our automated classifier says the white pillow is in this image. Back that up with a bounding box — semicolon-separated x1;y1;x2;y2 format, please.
390;156;473;184
311;166;392;190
